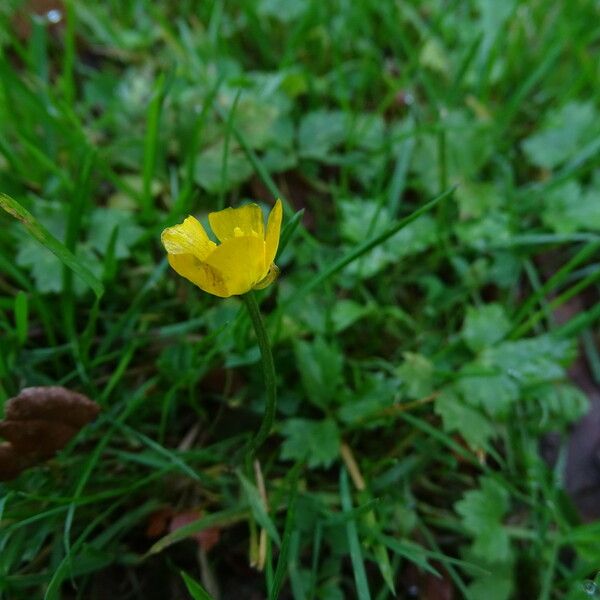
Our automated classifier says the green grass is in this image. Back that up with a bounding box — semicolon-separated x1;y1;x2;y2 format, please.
1;0;600;598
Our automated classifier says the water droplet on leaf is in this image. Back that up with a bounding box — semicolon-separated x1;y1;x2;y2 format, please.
46;9;62;24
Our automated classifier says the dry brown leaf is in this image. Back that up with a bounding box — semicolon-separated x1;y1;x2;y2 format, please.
168;509;221;552
0;386;100;481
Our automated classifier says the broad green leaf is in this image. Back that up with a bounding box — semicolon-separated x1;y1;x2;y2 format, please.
455;211;513;250
532;382;589;428
455;369;519;417
294;337;343;408
340;198;437;280
455;477;511;562
298;110;347;160
542;180;600;233
280;418;340;469
420;38;450;73
16;239;63;293
338;373;398;425
258;0;307;22
455;181;504;219
350;114;386;152
230;94;281;150
477;0;516;41
481;335;574;386
397;353;435;400
522;101;599;169
462;303;511;352
412;110;493;193
331;299;372;333
435;389;494;448
194;143;253;193
465;552;514;600
283;187;454;306
377;214;437;257
17;240;102;295
89;207;144;258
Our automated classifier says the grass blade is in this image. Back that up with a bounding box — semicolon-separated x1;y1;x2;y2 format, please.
0;193;104;298
180;570;216;600
141;73;166;219
148;507;247;556
284;186;455;308
340;468;372;600
269;462;302;600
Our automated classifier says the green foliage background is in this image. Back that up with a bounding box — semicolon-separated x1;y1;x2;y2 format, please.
1;0;600;598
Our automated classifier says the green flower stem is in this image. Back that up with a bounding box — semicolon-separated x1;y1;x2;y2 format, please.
242;291;277;456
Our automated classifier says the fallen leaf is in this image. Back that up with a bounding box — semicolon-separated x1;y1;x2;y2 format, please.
5;386;100;428
146;507;174;538
0;386;100;481
169;509;221;552
0;419;77;456
0;443;36;481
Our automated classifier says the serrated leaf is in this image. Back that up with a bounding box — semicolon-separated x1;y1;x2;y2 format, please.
481;335;574;386
465;553;513;600
294;337;343;408
2;194;104;297
455;477;511;563
338;374;398;425
397;353;435;400
298;110;347;159
280;418;340;469
435;389;494;448
455;211;513;250
340;198;437;280
534;382;589;428
351;114;386;152
412;110;493;193
477;0;516;41
194;143;253;193
420;38;450;73
542;180;600;233
455;181;504;219
16;238;63;293
89;207;143;259
230;94;281;150
16;239;103;296
455;369;519;417
331;299;372;333
258;0;307;22
522;101;599;169
462;303;511;352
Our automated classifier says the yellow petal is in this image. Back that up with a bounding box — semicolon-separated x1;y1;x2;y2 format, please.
254;263;280;290
167;254;229;297
161;216;216;261
204;235;267;296
265;199;282;266
208;203;264;242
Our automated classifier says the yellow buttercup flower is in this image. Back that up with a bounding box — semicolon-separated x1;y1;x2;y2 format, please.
161;200;283;298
